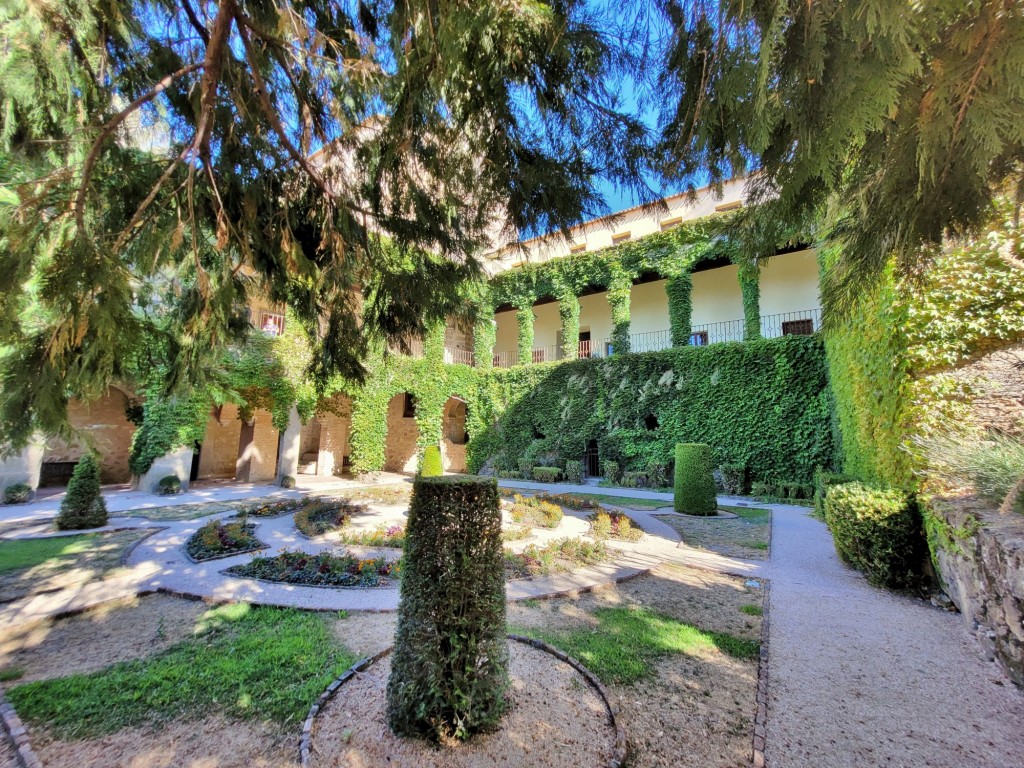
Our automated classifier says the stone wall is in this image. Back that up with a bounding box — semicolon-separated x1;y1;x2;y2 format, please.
384;394;419;473
44;389;136;483
197;404;242;479
236;409;279;483
317;412;350;477
0;442;44;492
932;495;1024;687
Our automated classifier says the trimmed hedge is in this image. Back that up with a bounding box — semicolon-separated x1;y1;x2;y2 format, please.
674;443;716;516
387;476;508;741
56;454;108;530
157;475;181;495
3;483;31;504
824;482;926;589
814;468;855;519
532;466;561;483
563;460;584;484
420;446;443;477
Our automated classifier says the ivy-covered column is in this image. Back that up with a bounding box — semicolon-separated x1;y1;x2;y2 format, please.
473;312;496;369
515;303;534;365
275;405;302;484
607;272;631;355
666;270;693;346
738;261;761;340
558;293;580;360
423;318;446;365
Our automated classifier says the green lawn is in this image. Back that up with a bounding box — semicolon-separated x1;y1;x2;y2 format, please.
8;604;357;739
0;535;102;574
573;494;674;510
725;505;771;523
515;605;759;685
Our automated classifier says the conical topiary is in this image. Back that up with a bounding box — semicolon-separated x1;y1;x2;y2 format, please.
56;454;109;530
419;445;443;477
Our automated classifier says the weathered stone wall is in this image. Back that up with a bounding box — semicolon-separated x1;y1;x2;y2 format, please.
44;389;136;483
197;404;243;479
932;495;1024;687
384;394;419;473
0;441;44;491
943;345;1024;436
317;412;350;476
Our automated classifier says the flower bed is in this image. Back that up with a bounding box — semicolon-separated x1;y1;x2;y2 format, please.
335;523;406;548
225;550;400;587
504;537;608;578
238;498;305;517
507;494;563;529
502;523;533;542
294;499;365;536
588;510;644;542
186;521;263;561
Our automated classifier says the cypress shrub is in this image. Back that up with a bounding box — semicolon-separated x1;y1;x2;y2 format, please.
387;476;508;742
674;443;716;516
420;445;443;477
56;455;108;530
824;482;926;589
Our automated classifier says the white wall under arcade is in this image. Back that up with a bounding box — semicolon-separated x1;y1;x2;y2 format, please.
759;249;821;316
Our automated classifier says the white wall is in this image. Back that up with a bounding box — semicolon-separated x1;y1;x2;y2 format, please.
759;249;820;315
578;292;614;347
494;311;518;358
629;281;670;336
532;301;560;353
692;265;743;326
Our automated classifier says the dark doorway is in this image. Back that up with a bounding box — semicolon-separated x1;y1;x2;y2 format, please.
190;443;202;482
583;439;600;477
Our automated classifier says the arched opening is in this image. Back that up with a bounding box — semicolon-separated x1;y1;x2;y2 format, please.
441;396;469;473
644;414;659;431
384;392;420;473
583;439;600;478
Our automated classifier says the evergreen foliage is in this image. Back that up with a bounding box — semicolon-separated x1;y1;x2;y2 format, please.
824;482;926;590
387;476;508;742
657;0;1024;317
419;446;443;477
56;455;108;530
674;443;716;516
157;476;182;495
3;483;31;504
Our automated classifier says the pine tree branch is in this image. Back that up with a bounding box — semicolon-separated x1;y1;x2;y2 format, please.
75;62;204;234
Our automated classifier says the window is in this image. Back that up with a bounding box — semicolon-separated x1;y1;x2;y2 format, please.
611;231;631;245
714;200;743;213
403;393;416;418
259;311;285;336
660;216;682;231
689;331;708;346
569;243;587;254
782;319;814;336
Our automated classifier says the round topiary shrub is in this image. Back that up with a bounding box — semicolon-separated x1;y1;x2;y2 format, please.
674;443;717;516
824;482;926;589
56;455;108;530
3;483;32;505
157;475;182;495
419;445;443;477
387;475;508;742
279;475;296;489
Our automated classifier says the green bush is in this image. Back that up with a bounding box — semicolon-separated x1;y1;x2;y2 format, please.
508;494;563;528
563;460;584;484
3;483;31;504
420;446;443;477
517;458;533;477
279;475;296;489
621;470;649;488
387;476;508;742
814;468;854;518
56;455;108;530
824;482;926;589
532;466;561;483
601;460;621;484
157;475;182;495
674;443;716;516
720;464;747;495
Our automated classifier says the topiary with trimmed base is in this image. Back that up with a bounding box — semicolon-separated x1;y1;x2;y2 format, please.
387;475;508;742
56;454;108;530
674;443;716;516
419;445;443;477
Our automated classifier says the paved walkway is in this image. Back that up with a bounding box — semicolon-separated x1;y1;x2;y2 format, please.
2;478;1022;766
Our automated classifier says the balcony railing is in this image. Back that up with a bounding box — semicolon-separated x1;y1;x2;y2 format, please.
444;347;475;366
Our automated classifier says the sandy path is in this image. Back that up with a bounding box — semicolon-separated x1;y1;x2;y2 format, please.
764;504;1024;768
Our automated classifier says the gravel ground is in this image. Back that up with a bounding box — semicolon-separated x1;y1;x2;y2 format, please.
765;504;1024;768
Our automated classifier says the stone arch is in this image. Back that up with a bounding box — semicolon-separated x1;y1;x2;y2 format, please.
42;387;137;485
384;392;420;473
441;396;468;472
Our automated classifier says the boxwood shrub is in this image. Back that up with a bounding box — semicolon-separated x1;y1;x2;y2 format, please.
814;468;855;519
387;476;508;742
824;482;926;589
674;443;716;516
3;483;31;504
563;460;584;484
532;466;561;483
157;475;182;495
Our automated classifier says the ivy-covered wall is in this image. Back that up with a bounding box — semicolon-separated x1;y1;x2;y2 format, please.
466;335;835;485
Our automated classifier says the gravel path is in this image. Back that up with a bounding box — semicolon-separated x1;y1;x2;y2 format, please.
764;502;1024;768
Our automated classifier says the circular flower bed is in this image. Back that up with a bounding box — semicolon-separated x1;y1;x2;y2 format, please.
186;520;263;562
588;510;644;542
294;499;366;536
225;549;400;587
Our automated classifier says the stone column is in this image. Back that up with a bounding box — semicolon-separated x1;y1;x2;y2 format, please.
739;261;762;340
317;413;349;477
608;277;631;355
276;405;302;484
667;271;693;347
516;304;535;365
473;313;496;369
0;437;44;491
558;294;580;360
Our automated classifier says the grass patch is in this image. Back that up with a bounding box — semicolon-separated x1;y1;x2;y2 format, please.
740;604;763;616
0;666;25;682
574;494;673;510
724;505;770;523
7;604;357;739
0;535;102;574
517;606;759;684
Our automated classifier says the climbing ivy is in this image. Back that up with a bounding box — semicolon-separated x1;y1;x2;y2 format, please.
473;315;496;369
516;306;534;364
738;261;761;340
127;389;212;477
558;294;580;360
666;272;693;346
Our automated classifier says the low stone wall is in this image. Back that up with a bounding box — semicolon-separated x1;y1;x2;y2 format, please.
932;495;1024;687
